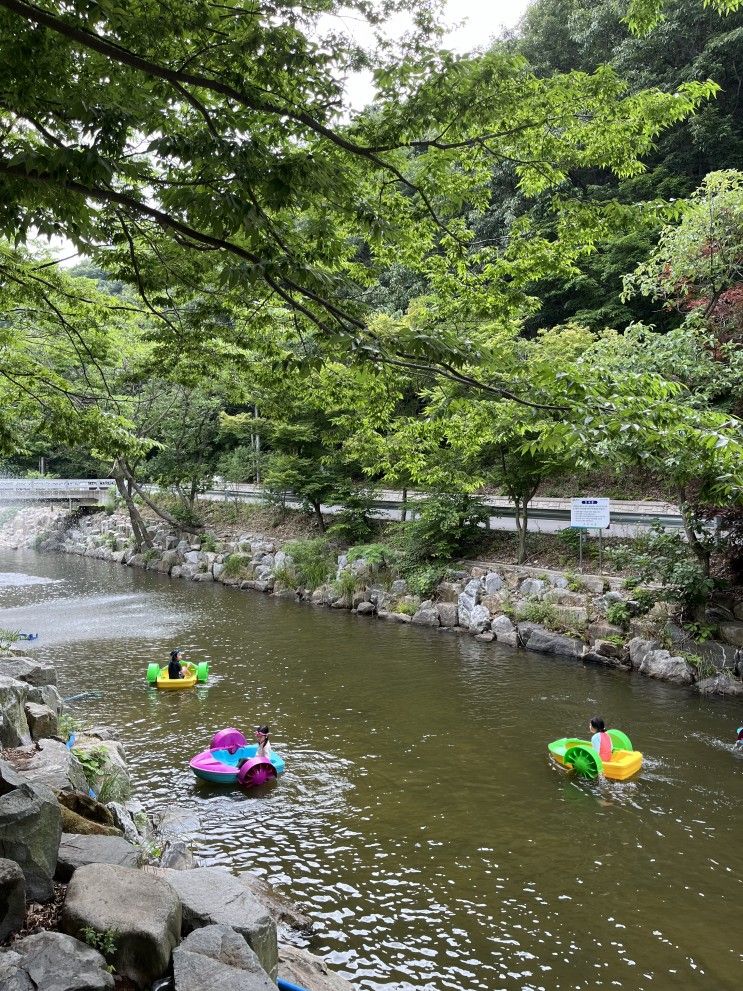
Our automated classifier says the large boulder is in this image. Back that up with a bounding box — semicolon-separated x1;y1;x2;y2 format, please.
0;657;57;688
436;602;458;628
55;833;145;882
4;740;88;793
160;840;196;870
237;873;314;936
0;760;61;901
411;602;439;627
457;578;481;628
696;674;743;697
719;622;743;648
24;702;58;741
71;735;131;802
484;572;503;596
639;649;695;685
0;856;25;941
468;604;491;634
492;615;518;647
58;792;121;837
61;863;182;987
173;924;275;991
0;931;114;991
279;944;355;991
0;675;31;748
518;624;583;659
149;866;277;979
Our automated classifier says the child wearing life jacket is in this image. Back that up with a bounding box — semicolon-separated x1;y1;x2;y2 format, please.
590;716;613;762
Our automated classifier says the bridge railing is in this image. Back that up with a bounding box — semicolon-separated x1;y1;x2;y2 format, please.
0;479;116;501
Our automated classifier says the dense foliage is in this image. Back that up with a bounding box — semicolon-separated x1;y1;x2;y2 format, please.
0;0;741;590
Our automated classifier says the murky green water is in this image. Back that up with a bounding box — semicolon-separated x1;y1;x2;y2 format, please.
1;549;742;991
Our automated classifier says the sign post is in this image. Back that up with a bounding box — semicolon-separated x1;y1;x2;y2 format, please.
570;498;611;572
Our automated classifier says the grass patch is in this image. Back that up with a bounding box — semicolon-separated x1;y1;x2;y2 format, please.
222;553;253;579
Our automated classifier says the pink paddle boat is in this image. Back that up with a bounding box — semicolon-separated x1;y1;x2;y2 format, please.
189;728;285;788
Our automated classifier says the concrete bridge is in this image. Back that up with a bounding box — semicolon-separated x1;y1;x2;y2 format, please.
0;478;116;507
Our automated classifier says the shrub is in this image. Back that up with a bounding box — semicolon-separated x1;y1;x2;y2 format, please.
81;926;118;966
518;600;559;627
563;570;585;592
347;542;398;570
632;588;656;614
73;746;130;803
333;569;360;601
222;553;252;579
273;563;298;590
683;621;716;643
199;533;218;552
606;523;713;612
685;653;718;681
404;493;489;562
606;602;632;627
102;488;119;516
0;628;20;654
284;538;334;591
58;713;83;739
403;563;451;597
142;548;158;564
325;485;377;543
393;600;418;616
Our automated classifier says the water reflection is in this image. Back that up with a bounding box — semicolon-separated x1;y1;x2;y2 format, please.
1;551;742;991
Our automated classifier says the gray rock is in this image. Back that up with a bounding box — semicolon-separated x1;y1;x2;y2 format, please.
61;863;181;987
598;590;626;613
377;610;411;624
484;572;503;596
0;676;31;748
580;574;607;594
411;606;439;627
549;574;569;589
734;601;743;622
106;801;141;845
156;807;201;843
719;623;743;648
4;739;87;794
355;601;375;616
546;589;586;607
24;683;63;716
436;602;458;628
213;563;225;579
160;840;196;870
150;866;278;979
627;637;657;670
0;857;25;941
56;833;145;882
390;579;408;596
173;924;275;991
0;760;61;901
71;736;131;801
518;578;545;599
468;604;491;634
457;579;481;628
696;675;743;696
639;649;695;685
279;944;355;991
237;873;314;935
592;639;627;661
24;703;57;741
0;931;114;991
519;625;583;659
0;657;57;688
492;615;518;647
554;605;589;627
435;581;461;604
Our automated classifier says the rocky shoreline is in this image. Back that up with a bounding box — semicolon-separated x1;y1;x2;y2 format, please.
3;504;743;701
0;648;355;990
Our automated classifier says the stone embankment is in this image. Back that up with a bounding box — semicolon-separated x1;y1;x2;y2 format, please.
0;650;354;990
14;506;739;701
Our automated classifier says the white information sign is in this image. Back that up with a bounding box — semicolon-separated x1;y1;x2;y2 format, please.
570;498;610;529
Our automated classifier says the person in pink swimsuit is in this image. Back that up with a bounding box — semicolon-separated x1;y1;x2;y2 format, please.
589;716;613;762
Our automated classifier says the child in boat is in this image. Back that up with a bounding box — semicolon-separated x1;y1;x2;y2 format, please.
168;649;185;680
255;725;272;758
589;716;613;762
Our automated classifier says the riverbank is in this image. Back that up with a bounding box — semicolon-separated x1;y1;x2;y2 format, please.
0;645;355;990
5;503;741;701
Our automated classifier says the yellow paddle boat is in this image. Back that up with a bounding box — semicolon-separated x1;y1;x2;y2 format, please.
146;660;209;690
548;729;642;781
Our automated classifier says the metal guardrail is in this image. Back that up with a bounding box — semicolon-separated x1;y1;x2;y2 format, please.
0;479;115;502
200;482;684;532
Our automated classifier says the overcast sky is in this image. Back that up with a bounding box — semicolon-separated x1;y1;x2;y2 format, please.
339;0;532;107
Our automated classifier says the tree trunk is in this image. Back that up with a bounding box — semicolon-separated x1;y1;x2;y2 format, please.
113;468;152;551
401;486;408;522
678;487;711;577
118;459;200;534
311;500;325;533
513;495;524;563
518;500;529;565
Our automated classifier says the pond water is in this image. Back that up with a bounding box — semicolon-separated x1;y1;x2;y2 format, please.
1;549;741;991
